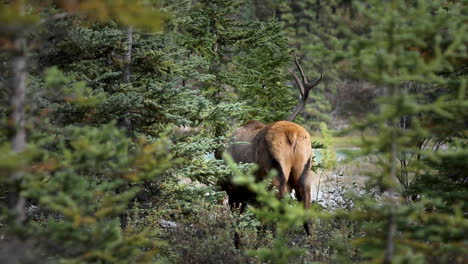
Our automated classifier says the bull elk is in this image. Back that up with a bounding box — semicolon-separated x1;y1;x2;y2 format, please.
221;54;322;235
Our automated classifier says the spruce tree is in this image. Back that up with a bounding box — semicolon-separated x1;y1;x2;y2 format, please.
335;1;468;262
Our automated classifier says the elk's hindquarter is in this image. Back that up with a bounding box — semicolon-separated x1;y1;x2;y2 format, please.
258;121;313;199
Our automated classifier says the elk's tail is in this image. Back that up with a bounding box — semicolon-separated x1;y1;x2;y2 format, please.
287;132;297;152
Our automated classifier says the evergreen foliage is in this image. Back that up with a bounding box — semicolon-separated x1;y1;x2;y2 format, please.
335;0;468;262
0;0;466;263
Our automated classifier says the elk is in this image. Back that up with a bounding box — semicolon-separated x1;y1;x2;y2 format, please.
221;54;322;235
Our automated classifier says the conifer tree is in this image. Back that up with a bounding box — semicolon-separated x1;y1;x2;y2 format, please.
335;1;468;262
2;1;465;263
0;1;170;262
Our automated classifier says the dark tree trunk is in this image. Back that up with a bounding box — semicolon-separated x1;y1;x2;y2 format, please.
120;25;133;230
123;26;133;84
121;25;133;136
383;85;397;264
316;0;321;21
9;38;27;225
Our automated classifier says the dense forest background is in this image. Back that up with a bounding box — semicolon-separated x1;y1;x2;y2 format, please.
0;0;467;263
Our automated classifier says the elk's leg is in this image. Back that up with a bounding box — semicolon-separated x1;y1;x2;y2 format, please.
294;184;312;236
272;167;291;199
270;157;291;199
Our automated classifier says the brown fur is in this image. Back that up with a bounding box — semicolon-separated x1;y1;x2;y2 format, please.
224;120;313;234
226;120;265;163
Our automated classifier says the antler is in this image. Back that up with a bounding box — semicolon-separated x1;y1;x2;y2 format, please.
286;53;322;122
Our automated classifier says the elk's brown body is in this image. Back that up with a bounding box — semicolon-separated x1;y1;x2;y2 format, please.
222;54;321;236
224;120;313;235
255;121;312;205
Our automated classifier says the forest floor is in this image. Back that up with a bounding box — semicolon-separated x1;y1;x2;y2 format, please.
311;160;371;209
309;135;374;209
